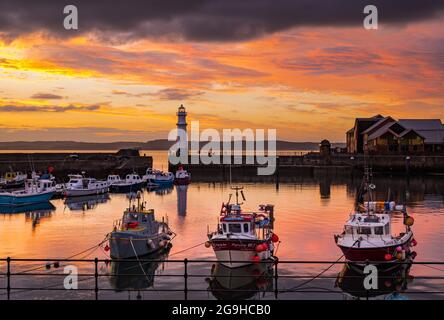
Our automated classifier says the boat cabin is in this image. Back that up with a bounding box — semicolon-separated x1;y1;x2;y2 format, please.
219;214;255;235
344;213;391;237
125;174;142;182
107;175;121;183
25;179;54;192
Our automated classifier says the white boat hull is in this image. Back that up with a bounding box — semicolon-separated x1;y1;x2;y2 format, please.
65;187;109;197
214;249;271;268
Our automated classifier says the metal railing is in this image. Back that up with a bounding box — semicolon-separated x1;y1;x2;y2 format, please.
1;257;444;300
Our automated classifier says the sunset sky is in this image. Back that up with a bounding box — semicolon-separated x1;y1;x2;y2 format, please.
0;1;443;142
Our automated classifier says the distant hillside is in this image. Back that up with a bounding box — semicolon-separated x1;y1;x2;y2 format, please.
0;140;345;151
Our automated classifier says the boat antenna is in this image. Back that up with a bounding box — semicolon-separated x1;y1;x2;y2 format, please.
231;186;244;205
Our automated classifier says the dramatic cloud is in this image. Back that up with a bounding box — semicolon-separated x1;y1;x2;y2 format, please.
0;1;443;41
30;93;64;100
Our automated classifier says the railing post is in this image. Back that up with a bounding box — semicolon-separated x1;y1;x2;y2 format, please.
184;258;188;300
94;258;99;300
274;259;278;299
6;257;11;300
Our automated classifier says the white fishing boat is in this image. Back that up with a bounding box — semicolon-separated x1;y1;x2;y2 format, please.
207;186;278;268
0;177;56;206
108;192;174;259
334;167;415;265
107;173;144;193
64;174;109;197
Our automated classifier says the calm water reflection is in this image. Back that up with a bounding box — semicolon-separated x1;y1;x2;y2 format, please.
1;175;444;299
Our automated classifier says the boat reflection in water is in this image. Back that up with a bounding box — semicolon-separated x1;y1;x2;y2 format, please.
335;260;414;300
0;201;55;215
176;185;188;216
64;194;110;211
109;245;171;294
147;185;174;196
206;262;274;300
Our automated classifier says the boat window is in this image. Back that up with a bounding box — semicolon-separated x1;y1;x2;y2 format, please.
357;227;371;235
374;226;384;235
222;223;227;233
228;223;242;233
345;225;353;234
243;223;249;233
384;224;390;234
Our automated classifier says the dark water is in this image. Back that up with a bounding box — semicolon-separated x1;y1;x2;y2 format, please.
1;174;444;300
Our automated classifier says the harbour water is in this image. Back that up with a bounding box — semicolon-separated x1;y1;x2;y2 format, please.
1;168;444;300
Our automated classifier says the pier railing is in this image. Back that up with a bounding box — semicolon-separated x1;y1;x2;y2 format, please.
1;257;443;300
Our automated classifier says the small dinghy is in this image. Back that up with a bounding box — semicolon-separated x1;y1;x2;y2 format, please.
108;192;174;259
207;186;279;268
107;173;144;193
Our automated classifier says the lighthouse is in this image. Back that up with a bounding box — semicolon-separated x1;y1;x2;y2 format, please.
176;104;188;159
176;104;187;133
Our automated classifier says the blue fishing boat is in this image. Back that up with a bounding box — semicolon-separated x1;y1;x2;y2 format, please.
0;178;56;206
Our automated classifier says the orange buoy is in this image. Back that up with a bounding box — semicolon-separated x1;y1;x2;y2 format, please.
205;241;211;248
384;253;392;261
404;216;414;227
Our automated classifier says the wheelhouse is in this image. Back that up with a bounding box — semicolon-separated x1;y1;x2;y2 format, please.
344;213;391;237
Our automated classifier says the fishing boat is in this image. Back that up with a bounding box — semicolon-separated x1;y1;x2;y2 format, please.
174;165;191;185
64;174;109;197
334;167;416;265
143;169;174;187
206;186;279;268
108;192;174;259
107;173;144;193
0;177;56;206
0;171;27;190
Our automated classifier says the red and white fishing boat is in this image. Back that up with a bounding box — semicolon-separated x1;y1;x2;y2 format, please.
334;168;416;265
207;187;279;268
174;165;191;185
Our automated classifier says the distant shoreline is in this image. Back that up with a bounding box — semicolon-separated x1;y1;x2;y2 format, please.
0;139;346;151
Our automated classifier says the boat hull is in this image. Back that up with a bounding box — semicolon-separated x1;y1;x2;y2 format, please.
0;190;55;206
211;240;272;268
110;182;145;193
64;187;109;197
338;236;413;264
109;232;170;259
0;180;25;190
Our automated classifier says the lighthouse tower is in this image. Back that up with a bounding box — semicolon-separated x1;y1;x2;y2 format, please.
176;104;187;133
176;104;188;158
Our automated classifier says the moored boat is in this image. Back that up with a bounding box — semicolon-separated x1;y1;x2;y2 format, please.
64;174;109;197
207;186;278;268
0;171;27;190
108;173;144;193
143;168;174;187
0;177;56;206
174;165;191;185
334;168;416;265
108;192;174;259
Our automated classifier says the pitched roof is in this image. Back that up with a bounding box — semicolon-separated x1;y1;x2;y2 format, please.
362;116;396;134
398;119;443;130
367;122;405;140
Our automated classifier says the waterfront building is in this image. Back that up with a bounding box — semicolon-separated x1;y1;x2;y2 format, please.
346;115;444;154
